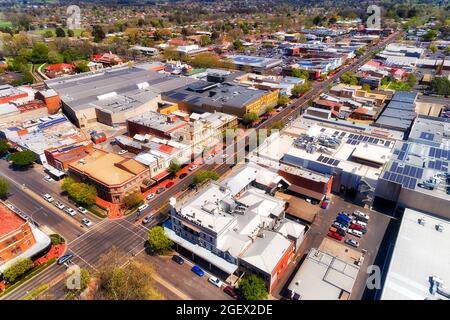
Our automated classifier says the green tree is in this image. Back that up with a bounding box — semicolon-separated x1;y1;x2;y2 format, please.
430;77;450;96
199;34;211;47
193;170;220;184
265;105;274;113
124;191;144;209
168;159;182;175
30;42;49;64
9;150;35;167
189;53;222;68
61;177;97;207
67;29;75;37
48;51;64;64
43;30;53;38
55;27;66;38
340;71;358;85
0;139;10;154
3;258;34;283
242;112;259;125
147;226;173;255
406;73;416;88
278;94;289;106
291;81;312;97
362;83;371;91
92;25;105;43
429;45;438;53
233;39;244;51
423;29;438;41
0;177;9;199
239;274;268;300
291;69;309;79
74;61;90;73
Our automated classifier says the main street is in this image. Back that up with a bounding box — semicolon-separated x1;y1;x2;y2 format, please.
1;32;400;300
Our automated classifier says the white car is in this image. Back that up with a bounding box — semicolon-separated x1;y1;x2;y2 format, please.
81;218;92;227
77;206;88;214
43;194;54;202
146;193;155;201
353;210;370;221
54;201;65;210
118;149;128;155
44;175;54;183
137;203;149;212
345;239;359;248
352;219;367;228
189;165;198;171
64;207;77;216
208;276;224;288
347;228;363;238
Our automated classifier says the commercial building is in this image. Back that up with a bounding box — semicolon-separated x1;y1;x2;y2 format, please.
233;73;304;96
163;81;279;118
225;55;282;73
380;208;450;300
44;141;94;171
373;92;418;133
166;163;306;291
374;116;450;220
45;65;198;127
0;202;51;273
286;248;360;300
67;149;150;204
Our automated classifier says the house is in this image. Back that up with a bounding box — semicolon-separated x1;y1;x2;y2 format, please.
44;63;75;78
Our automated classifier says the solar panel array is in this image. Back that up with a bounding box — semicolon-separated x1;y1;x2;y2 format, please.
428;160;449;171
317;155;340;166
429;147;450;160
346;133;390;148
396;142;409;161
382;161;423;190
419;132;435;141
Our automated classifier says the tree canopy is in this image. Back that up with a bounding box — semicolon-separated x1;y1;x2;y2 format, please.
193;170;220;184
3;258;34;283
0;177;9;199
0;139;10;154
124;191;144;209
147;226;173;255
242;112;259;125
168;159;182;175
239;274;268;300
9;150;35;167
61;177;97;207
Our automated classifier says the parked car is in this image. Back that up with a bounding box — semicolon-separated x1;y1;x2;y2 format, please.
77;206;88;214
352;219;368;228
156;187;165;194
337;213;352;223
189;165;198;171
333;221;347;231
320;198;330;209
191;265;205;277
347;229;363;238
353;210;370;222
329;226;338;233
146;193;155;200
179;173;188;179
44;175;54;183
208;276;224;288
223;286;240;299
54;201;65;210
57;252;74;265
118;149;128;155
64;207;77;216
81;218;92;227
43;194;54;202
345;239;359;248
137;204;149;212
166;181;174;188
327;231;343;241
142;214;154;224
172;255;184;265
335;227;346;237
335;217;350;227
349;223;362;231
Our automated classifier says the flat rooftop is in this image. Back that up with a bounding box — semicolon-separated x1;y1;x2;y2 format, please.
381;208;450;300
226;55;282;69
0;202;27;238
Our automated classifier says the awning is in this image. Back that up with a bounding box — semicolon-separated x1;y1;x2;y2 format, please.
287;185;325;201
152;170;171;181
164;226;238;275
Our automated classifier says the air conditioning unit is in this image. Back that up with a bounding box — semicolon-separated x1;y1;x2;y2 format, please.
436;224;444;232
418;218;426;226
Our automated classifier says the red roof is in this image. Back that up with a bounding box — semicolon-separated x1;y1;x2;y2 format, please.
0;203;26;237
168;39;186;46
159;144;175;154
152;169;170;181
353;107;368;114
315;99;341;108
45;63;75;72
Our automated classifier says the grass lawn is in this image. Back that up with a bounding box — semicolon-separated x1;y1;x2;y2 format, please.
0;20;12;28
382;81;413;92
32;28;84;37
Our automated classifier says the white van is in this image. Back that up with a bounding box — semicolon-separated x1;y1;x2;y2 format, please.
137;204;149;212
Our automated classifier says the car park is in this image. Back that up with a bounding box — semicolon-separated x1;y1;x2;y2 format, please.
64;207;77;216
191;265;205;277
327;231;343;241
347;229;363;238
43;194;54;202
81;218;92;227
172;255;184;265
142;214;154;224
54;201;65;210
57;252;74;265
77;206;88;214
208;276;224;288
345;239;359;248
137;204;149;212
146;193;155;200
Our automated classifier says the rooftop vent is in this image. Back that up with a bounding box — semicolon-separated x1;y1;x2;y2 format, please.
435;224;444;232
418;218;426;226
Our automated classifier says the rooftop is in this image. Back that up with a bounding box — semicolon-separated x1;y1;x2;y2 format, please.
226;54;282;69
381;208;450;300
0;202;27;238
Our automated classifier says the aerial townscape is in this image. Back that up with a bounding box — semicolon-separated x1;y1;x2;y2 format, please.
0;0;449;307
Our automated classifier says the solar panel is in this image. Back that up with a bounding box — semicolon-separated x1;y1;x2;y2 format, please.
357;135;363;141
398;151;406;161
395;175;403;183
320;128;326;132
402;176;410;187
420;132;435;141
374;138;379;144
416;168;423;179
430;148;436;158
333;160;340;166
428;161;435;169
397;166;404;175
408;178;417;189
436;160;442;171
317;155;324;162
327;158;335;165
436;149;442;159
401;143;408;151
403;166;410;176
391;162;398;172
410;167;416;177
363;136;369;142
383;172;389;179
339;132;346;137
348;134;354;139
384;141;390;147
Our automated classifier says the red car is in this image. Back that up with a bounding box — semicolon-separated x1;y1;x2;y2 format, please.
166;181;174;188
320;198;330;209
350;223;362;231
327;231;343;241
223;286;240;299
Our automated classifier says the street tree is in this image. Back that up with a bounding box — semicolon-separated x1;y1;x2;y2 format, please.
92;25;106;43
242;112;259;125
3;258;34;283
168;159;182;175
277;94;289;106
124;191;144;209
147;226;173;255
55;27;66;38
0;139;10;154
0;177;9;199
239;274;268;300
9;150;35;167
61;177;97;207
193;170;220;184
